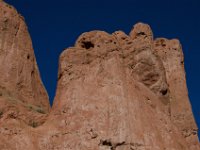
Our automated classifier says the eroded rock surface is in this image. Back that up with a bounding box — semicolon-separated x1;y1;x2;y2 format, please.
0;1;199;150
0;1;50;149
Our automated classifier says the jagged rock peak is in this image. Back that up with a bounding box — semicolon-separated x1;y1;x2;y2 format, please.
130;22;153;41
50;22;199;149
0;0;50;135
0;0;50;112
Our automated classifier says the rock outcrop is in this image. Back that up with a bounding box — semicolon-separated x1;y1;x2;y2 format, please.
0;1;199;150
0;1;50;149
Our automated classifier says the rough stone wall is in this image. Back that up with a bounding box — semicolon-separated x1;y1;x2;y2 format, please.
0;1;199;150
0;1;50;149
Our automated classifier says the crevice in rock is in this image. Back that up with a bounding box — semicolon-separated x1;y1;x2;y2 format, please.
136;32;146;36
160;89;168;96
99;139;112;147
27;54;30;59
14;20;21;37
99;139;126;150
0;110;3;118
81;41;94;49
58;73;63;80
182;128;198;138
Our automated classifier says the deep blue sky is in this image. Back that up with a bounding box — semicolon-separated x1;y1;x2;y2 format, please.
5;0;200;136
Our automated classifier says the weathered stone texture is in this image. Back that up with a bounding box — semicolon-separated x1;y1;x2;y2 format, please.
0;1;199;150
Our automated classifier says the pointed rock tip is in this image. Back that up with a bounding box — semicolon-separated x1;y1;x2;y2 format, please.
155;38;181;50
112;30;128;39
169;39;182;50
112;30;127;36
0;0;50;112
129;22;153;40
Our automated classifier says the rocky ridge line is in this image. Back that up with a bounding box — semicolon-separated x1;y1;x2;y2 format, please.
0;1;199;150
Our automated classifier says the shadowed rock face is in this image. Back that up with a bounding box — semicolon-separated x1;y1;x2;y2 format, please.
0;1;199;150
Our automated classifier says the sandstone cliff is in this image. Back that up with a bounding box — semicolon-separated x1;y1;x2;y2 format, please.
0;1;199;150
0;1;50;149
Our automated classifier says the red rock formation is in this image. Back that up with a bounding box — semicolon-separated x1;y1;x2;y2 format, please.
0;1;199;149
0;1;50;149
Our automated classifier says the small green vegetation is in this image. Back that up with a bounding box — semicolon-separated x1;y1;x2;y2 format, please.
27;105;33;110
35;107;45;114
0;87;46;115
27;104;46;114
29;120;38;128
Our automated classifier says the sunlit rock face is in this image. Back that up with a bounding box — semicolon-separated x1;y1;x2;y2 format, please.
0;1;50;149
0;1;199;150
